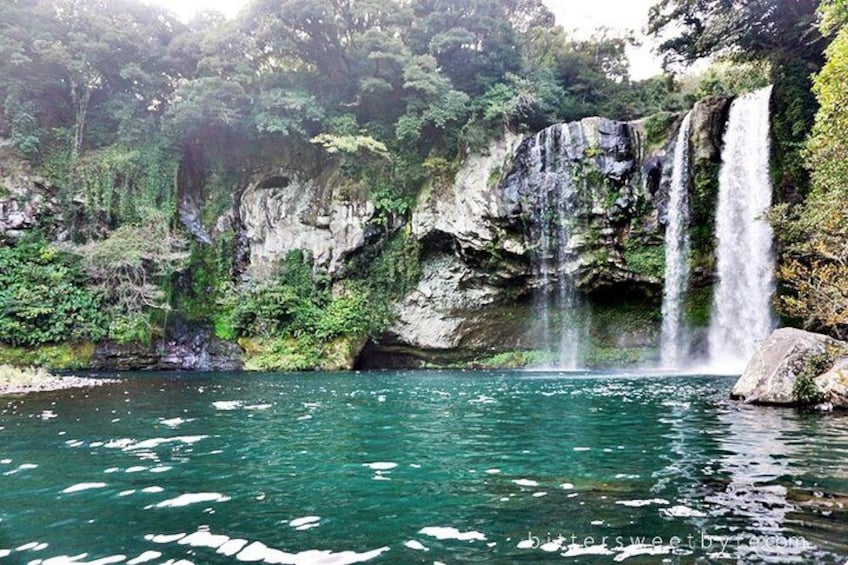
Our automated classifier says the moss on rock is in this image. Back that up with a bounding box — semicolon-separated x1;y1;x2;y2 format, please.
0;342;95;370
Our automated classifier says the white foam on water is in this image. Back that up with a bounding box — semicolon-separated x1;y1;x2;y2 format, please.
16;541;40;551
418;527;486;542
153;493;230;508
41;554;89;564
127;551;162;565
661;505;706;518
179;531;231;549
615;498;669;507
591;520;604;526
213;401;243;411
83;556;127;565
145;533;186;544
288;516;320;528
118;490;136;497
65;440;85;448
62;482;107;494
245;404;272;411
363;462;397;471
468;395;496;405
562;544;615;557
541;537;566;552
485;469;501;475
404;540;428;551
4;463;38;476
614;543;672;562
141;486;164;494
560;483;574;489
125;466;147;473
40;410;57;420
128;436;207;451
103;439;134;449
0;459;11;464
218;539;248;557
149;466;172;473
0;550;9;558
512;479;539;487
573;447;590;452
104;468;119;474
533;492;547;498
159;418;189;428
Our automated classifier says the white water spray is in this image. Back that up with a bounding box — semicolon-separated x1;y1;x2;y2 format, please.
660;112;693;368
708;86;776;371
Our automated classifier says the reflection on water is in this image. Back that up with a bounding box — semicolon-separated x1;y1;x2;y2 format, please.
0;370;846;564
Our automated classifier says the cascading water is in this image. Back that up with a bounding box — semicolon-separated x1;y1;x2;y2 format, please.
660;112;693;368
522;123;584;369
708;86;776;371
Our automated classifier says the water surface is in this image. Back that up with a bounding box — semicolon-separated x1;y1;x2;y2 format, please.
1;370;847;563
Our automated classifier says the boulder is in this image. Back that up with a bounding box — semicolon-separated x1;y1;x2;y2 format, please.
689;95;732;164
815;359;848;407
731;328;848;406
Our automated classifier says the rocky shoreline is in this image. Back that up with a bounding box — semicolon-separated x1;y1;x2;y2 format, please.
0;366;119;396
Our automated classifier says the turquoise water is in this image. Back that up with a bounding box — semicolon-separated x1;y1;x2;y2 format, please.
1;370;847;564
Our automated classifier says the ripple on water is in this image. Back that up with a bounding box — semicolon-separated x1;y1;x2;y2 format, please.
151;492;231;508
418;527;487;542
62;482;107;494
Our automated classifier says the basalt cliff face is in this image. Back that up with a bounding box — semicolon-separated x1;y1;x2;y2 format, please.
0;99;731;370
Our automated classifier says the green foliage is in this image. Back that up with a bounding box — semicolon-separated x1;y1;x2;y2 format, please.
216;250;382;343
689;160;721;265
623;240;665;280
470;350;552;369
770;57;819;203
78;209;188;342
648;0;823;68
0;233;105;347
693;60;772;98
643;111;678;148
793;352;832;405
683;285;713;327
773;17;848;339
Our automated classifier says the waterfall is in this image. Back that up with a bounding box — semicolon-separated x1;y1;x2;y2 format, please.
524;123;584;369
708;86;776;370
660;112;693;368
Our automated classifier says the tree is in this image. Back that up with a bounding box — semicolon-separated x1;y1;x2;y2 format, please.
648;0;823;68
773;0;848;339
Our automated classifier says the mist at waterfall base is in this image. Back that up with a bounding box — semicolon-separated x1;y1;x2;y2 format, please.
2;370;848;564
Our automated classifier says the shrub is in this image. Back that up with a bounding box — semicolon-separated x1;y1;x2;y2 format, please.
0;233;105;346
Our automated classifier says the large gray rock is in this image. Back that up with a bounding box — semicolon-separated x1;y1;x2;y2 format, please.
731;328;848;405
690;95;732;163
815;359;848;407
